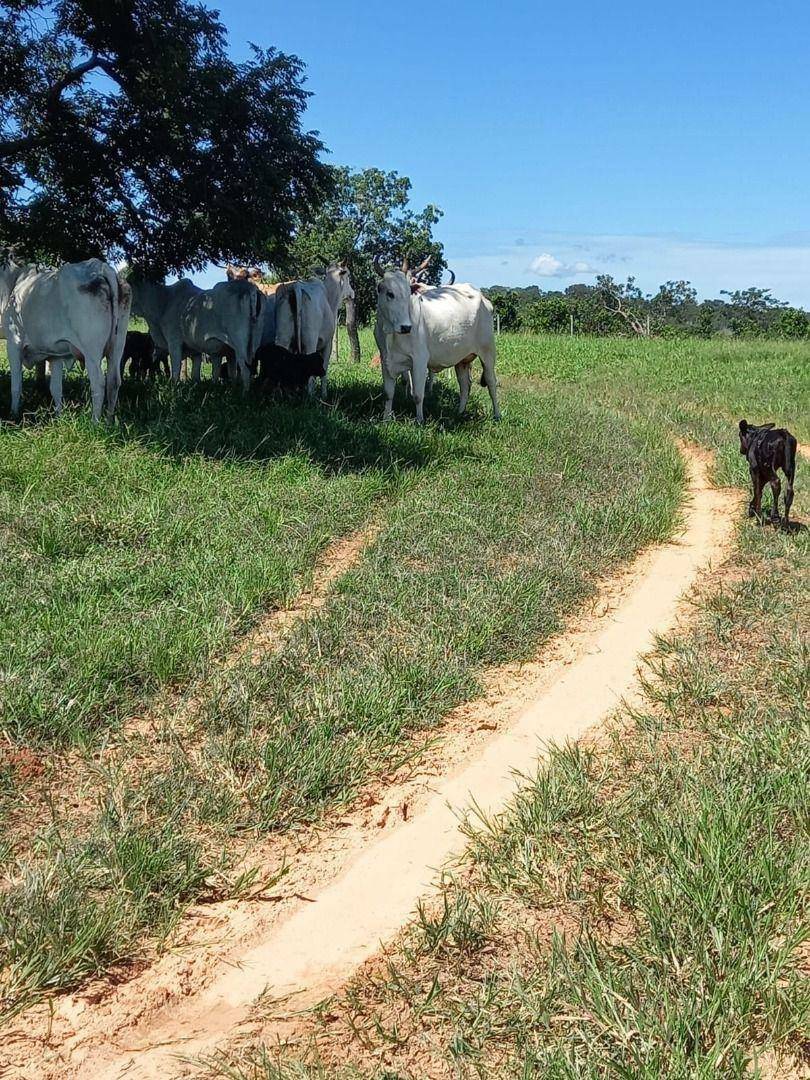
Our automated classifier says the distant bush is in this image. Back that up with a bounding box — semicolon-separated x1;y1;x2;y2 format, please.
482;281;809;338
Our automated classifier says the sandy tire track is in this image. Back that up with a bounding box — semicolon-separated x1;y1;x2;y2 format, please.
2;445;739;1079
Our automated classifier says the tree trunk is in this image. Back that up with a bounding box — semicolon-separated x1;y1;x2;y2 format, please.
345;296;361;363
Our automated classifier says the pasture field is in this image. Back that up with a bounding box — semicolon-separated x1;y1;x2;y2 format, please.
0;333;807;1043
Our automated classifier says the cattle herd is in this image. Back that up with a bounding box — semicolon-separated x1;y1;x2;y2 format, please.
0;252;800;528
0;253;501;424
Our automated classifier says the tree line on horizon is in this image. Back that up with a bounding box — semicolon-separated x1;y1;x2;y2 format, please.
484;278;810;339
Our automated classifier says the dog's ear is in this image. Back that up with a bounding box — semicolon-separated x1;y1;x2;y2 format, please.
739;419;748;434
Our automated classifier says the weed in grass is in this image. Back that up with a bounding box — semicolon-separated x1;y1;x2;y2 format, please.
415;881;500;957
0;777;209;1020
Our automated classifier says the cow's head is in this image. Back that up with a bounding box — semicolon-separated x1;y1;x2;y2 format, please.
739;419;775;455
374;257;413;335
313;262;355;305
331;262;354;303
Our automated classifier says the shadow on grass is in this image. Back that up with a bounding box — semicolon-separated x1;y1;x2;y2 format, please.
0;371;488;476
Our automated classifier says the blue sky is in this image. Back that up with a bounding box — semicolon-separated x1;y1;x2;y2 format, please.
203;0;810;304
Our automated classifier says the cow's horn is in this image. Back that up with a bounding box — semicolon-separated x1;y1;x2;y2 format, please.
374;254;386;277
417;256;432;272
446;269;456;285
401;255;409;273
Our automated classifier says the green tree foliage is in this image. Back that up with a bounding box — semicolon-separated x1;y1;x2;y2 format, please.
774;307;810;339
283;166;445;325
483;278;808;339
521;294;569;333
0;0;329;275
488;290;522;331
720;287;788;336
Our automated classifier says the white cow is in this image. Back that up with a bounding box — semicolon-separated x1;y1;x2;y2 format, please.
274;263;354;399
373;263;500;424
0;257;131;421
131;278;264;389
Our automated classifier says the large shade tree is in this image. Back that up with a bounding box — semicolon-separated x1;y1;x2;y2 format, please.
0;0;329;275
283;167;445;359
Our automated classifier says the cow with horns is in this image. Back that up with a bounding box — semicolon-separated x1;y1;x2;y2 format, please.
373;255;500;424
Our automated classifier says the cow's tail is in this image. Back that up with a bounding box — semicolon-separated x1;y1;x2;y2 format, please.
785;432;797;483
480;295;495;386
293;281;304;354
88;265;130;371
246;285;263;367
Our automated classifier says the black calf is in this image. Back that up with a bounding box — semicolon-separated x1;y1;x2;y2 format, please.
122;331;168;379
255;344;325;390
739;419;797;527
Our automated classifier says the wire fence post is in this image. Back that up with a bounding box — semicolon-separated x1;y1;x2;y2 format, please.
495;312;501;336
569;313;574;336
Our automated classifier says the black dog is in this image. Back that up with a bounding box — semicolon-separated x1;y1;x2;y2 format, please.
739;419;797;527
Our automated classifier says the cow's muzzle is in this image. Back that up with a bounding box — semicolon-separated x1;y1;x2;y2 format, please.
398;324;412;335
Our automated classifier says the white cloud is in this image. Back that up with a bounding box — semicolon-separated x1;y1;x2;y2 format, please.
528;252;593;278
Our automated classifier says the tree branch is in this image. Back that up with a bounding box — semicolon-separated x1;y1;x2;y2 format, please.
0;53;122;161
601;288;647;336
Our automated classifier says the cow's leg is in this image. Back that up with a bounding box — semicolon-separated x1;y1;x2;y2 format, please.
478;345;501;421
411;361;428;425
426;371;435;396
191;354;203;383
382;364;396;422
749;468;763;520
167;337;184;383
85;357;105;421
50;358;64;416
35;359;48;387
210;355;222;381
318;337;332;401
105;354;122;421
7;338;24;419
781;468;794;528
768;476;781;525
234;352;251;391
455;361;472;415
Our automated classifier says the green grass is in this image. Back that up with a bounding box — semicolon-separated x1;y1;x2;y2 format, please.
492;332;810;486
0;370;417;745
148;386;680;837
217;460;809;1079
0;330;807;1031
